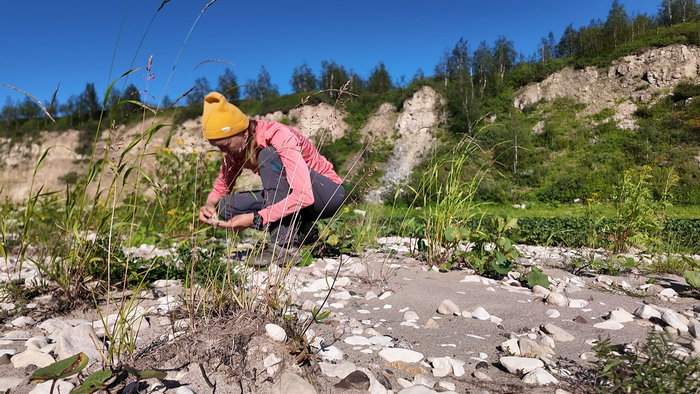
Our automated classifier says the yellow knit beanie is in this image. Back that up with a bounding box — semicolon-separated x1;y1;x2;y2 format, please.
201;92;250;140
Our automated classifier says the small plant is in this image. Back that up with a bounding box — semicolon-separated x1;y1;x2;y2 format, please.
592;331;700;393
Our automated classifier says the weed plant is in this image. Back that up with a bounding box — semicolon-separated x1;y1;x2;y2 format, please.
592;331;700;393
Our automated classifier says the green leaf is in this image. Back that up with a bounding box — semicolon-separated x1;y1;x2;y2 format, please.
444;226;458;243
297;249;313;267
70;369;113;394
439;262;452;271
684;270;700;289
124;365;167;380
29;353;88;382
527;266;550;289
491;257;514;275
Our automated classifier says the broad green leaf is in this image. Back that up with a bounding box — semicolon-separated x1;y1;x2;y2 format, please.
684;270;700;289
527;266;550;289
71;369;113;394
124;365;167;380
29;353;88;382
505;217;519;231
444;226;458;243
491;257;514;275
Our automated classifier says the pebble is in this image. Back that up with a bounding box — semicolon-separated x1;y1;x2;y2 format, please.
568;299;588;308
11;349;55;368
334;370;370;390
546;292;568;307
379;348;424;363
29;380;74;394
522;367;558;385
272;372;317;394
541;323;575;341
471;307;490;320
344;336;371;346
318;345;344;362
265;324;287;342
0;377;23;391
413;374;436;388
545;309;560;318
461;275;481;283
593;320;625;330
608;308;635;323
501;338;520;355
532;285;550;297
473;370;492;381
427;356;451;377
500;356;544;374
634;304;661;319
437;300;460;315
404;311;419;321
11;316;35;327
662;310;689;332
446;357;465;377
320;361;357;378
424;319;439;329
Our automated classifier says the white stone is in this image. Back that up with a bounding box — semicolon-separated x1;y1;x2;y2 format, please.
593;320;625;330
344;336;371;346
659;288;677;298
404;311;419;321
501;338;521;356
0;377;23;391
568;299;588;308
500;356;544;374
471;307;490;320
634;304;661;320
265;324;287;342
29;380;74;394
318;345;344;361
398;385;437;393
11;349;54;368
378;348;424;363
545;309;560;318
532;285;550;297
413;374;436;388
264;353;282;376
446;356;465;377
319;361;357;378
546;292;568;307
437;300;460;315
522;367;558;385
460;275;481;283
541;323;575;341
11;316;35;327
662;310;689;332
369;336;393;346
427;356;452;377
541;335;556;349
608;308;635;323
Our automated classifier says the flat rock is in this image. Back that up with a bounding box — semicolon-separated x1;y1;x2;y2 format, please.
272;372;317;394
501;338;520;356
266;324;287;342
344;336;371;346
662;310;689;332
446;357;465;377
522;367;558;385
397;386;439;393
52;324;104;364
29;380;74;394
634;304;661;320
500;356;544;374
532;285;550;297
541;323;575;341
379;348;424;363
546;293;568;307
437;300;460;315
427;356;452;377
471;307;490;320
0;377;24;391
568;299;588;308
473;370;492;381
404;311;419;321
320;361;357;378
545;309;560;318
318;345;344;362
593;320;625;330
11;349;55;368
519;338;552;358
608;308;635;323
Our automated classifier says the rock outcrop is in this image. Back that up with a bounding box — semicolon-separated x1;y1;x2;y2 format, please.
366;86;445;204
514;44;700;130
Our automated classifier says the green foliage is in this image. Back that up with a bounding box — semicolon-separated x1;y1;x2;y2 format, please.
71;369;113;394
684;270;700;289
526;265;550;288
29;353;88;382
592;331;700;393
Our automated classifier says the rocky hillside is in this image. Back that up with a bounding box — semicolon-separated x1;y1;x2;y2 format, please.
4;44;700;204
514;44;700;130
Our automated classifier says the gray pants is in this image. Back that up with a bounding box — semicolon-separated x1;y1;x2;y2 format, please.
218;147;345;246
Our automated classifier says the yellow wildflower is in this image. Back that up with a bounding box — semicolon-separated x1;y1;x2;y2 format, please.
192;151;198;155
587;198;593;202
343;207;350;213
207;152;213;156
167;210;176;215
177;140;184;146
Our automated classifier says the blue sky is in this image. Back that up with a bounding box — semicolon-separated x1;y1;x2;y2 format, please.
0;0;662;110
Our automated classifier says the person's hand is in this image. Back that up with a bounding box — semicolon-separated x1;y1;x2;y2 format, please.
198;203;217;225
217;213;254;231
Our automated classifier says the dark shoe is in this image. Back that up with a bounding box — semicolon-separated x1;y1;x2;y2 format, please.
298;222;319;246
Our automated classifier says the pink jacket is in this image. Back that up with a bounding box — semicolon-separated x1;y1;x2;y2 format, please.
207;120;342;225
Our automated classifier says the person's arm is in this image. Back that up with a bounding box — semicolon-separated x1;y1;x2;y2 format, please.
198;154;241;224
257;125;315;225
